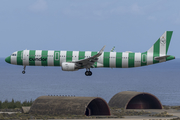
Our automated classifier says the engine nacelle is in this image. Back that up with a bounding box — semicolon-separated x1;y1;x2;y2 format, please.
61;62;77;71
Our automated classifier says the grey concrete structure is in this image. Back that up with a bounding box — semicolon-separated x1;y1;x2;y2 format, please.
108;91;162;109
29;96;110;116
22;106;31;113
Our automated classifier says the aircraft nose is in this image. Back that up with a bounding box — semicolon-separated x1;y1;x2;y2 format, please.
5;56;10;63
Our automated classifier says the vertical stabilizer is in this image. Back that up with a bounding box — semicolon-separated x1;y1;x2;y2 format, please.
147;31;173;57
145;31;173;64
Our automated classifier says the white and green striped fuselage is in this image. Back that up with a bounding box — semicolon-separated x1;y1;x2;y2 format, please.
7;50;174;68
5;31;175;75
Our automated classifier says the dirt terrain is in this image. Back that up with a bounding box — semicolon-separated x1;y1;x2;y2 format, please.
0;108;180;119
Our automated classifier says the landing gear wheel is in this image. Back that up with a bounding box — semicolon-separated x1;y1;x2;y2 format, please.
85;71;92;76
89;71;92;76
85;68;92;76
22;71;25;74
85;71;89;76
22;66;26;74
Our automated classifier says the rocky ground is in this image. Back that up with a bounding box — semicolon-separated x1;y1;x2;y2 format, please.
0;106;180;119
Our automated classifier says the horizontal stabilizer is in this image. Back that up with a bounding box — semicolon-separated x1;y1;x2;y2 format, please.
154;55;170;61
110;46;115;52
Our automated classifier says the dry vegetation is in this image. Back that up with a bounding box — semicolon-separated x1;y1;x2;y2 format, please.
0;103;178;119
163;105;180;110
149;111;173;117
0;113;118;119
110;108;151;117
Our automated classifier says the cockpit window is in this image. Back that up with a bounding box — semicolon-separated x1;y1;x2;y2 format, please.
11;54;16;56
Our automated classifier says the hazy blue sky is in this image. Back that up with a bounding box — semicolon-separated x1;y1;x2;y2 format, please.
0;0;179;58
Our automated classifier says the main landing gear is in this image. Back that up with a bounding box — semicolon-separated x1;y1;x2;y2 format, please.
85;68;92;76
22;66;26;74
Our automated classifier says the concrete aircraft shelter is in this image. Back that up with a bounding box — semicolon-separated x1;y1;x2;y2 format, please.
108;91;162;109
29;96;110;116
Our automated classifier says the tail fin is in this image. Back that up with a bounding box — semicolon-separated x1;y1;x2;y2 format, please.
147;31;173;57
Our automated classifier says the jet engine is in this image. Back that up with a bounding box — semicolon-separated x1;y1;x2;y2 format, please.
61;62;78;71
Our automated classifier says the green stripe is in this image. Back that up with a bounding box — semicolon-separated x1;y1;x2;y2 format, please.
116;52;122;68
42;50;48;66
54;51;60;66
141;52;147;66
8;56;11;64
166;31;173;54
91;52;97;67
66;51;73;62
29;50;35;66
153;38;160;64
17;51;23;65
79;51;85;60
128;53;135;67
91;52;98;68
154;38;160;55
166;55;175;61
91;52;97;56
103;52;110;67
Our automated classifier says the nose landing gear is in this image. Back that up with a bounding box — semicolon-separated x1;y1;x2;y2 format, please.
85;68;92;76
22;66;26;74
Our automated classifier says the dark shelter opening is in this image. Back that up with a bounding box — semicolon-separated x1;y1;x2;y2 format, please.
85;98;110;116
126;94;162;109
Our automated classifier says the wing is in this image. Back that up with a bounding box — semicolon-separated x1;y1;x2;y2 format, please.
72;46;106;68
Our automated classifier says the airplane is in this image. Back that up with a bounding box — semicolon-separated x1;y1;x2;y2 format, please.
5;31;175;76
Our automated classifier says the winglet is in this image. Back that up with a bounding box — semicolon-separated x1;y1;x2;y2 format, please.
93;45;106;58
99;45;106;55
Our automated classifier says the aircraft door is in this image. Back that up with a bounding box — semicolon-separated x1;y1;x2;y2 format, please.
55;52;59;61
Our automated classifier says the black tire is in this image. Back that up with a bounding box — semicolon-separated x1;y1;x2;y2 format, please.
89;71;92;76
85;71;89;76
22;71;25;74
